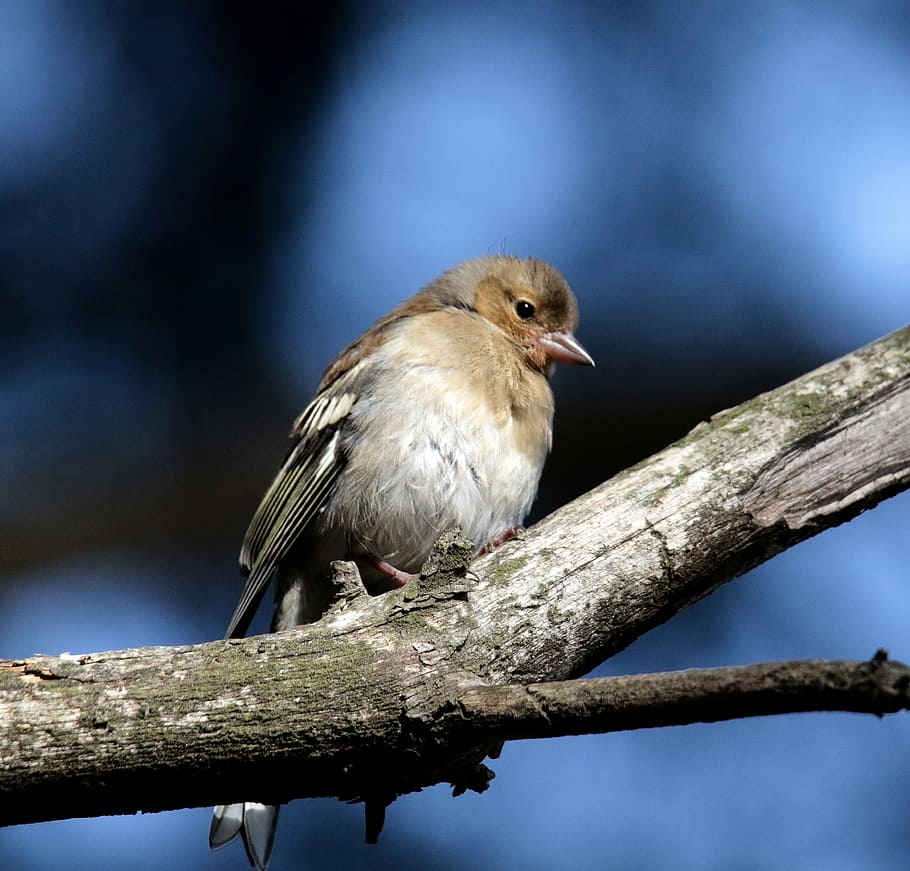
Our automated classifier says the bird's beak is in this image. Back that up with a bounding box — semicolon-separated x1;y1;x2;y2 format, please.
537;330;595;366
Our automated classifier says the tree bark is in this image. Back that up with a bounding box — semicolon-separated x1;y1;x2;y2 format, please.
1;324;908;827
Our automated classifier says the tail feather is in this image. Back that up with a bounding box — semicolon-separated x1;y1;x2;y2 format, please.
210;567;314;868
210;803;243;849
210;802;280;871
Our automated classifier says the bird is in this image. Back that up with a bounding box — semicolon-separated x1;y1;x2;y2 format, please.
209;254;593;870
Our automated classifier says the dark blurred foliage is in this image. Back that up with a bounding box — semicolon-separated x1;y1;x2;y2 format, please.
1;1;909;869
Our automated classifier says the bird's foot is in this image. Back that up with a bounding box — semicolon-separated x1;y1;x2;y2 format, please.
367;555;418;587
478;525;525;555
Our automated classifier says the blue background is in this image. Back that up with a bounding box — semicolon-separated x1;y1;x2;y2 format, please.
2;1;909;869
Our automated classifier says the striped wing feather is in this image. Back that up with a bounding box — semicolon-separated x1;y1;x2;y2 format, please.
225;383;358;639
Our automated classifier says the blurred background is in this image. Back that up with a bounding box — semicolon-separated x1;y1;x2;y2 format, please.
1;1;909;868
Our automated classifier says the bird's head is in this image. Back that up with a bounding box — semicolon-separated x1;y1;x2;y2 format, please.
435;255;594;374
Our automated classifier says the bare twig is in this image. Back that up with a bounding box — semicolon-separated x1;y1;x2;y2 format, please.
453;651;910;741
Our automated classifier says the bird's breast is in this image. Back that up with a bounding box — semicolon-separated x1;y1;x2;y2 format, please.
323;339;554;571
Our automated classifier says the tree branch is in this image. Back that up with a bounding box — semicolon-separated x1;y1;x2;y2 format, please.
454;650;910;741
1;325;908;827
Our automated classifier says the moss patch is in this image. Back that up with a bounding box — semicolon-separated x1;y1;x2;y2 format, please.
488;555;529;585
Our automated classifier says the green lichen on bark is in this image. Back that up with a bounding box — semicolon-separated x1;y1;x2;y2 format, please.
487;555;529;585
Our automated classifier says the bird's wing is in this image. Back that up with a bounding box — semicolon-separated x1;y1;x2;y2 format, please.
224;375;359;639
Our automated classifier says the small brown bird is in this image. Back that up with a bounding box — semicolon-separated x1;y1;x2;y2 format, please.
210;255;593;870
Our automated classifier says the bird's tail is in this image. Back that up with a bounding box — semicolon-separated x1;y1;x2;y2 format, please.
210;802;280;871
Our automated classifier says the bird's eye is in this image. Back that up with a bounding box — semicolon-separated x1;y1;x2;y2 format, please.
515;300;535;320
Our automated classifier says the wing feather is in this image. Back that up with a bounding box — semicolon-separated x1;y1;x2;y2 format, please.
225;380;360;639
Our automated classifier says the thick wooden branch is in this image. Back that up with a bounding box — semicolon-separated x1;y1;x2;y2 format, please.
1;324;908;827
